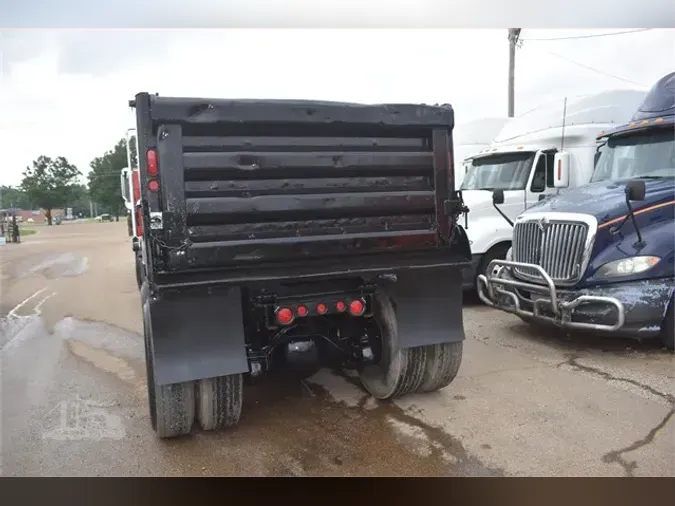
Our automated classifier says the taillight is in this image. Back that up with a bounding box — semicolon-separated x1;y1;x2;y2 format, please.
132;170;141;202
147;149;158;176
335;301;346;312
276;307;294;325
316;303;327;315
349;300;365;316
148;179;160;192
296;305;308;317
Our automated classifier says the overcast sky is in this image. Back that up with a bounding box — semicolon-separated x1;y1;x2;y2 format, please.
1;4;674;187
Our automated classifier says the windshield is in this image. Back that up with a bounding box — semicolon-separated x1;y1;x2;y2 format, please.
591;127;675;182
460;152;535;191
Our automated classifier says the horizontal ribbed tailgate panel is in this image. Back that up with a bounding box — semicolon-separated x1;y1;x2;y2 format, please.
145;99;453;272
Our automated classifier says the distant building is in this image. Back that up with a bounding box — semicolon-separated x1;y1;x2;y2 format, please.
2;208;65;223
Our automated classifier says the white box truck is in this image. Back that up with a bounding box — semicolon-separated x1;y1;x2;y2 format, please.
458;89;647;291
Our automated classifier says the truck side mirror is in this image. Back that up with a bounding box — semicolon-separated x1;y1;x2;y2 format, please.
120;167;131;205
491;189;513;227
626;180;646;201
553;152;571;188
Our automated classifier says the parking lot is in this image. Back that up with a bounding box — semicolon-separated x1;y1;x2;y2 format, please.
1;221;673;476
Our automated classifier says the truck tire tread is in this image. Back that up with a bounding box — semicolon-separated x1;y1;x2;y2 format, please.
154;381;196;438
197;374;243;431
143;297;196;439
135;254;144;290
418;341;463;393
358;292;427;399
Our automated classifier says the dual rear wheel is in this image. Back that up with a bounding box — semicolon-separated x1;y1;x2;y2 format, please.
142;297;243;439
143;290;463;439
358;292;463;399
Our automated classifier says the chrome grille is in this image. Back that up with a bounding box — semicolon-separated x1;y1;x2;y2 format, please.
512;220;589;285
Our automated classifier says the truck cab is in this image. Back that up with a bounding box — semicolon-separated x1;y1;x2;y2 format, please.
478;71;675;350
452;116;511;190
459;90;647;292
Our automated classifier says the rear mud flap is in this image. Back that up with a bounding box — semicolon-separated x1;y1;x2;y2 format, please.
385;268;465;348
146;286;249;385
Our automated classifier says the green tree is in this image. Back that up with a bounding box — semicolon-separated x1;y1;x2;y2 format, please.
88;137;138;222
20;156;81;225
67;184;91;217
0;185;32;210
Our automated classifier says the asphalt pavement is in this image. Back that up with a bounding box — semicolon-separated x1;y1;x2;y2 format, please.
1;222;673;476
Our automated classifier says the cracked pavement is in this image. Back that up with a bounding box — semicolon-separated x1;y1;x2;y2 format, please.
1;222;674;476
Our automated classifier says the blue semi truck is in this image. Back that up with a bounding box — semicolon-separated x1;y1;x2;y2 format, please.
478;71;675;350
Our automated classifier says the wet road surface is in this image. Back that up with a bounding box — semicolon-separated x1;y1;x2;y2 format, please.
1;222;673;476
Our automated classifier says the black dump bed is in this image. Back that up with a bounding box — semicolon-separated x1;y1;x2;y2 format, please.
132;93;469;286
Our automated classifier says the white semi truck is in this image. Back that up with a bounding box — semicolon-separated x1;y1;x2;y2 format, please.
458;89;648;291
453;117;511;189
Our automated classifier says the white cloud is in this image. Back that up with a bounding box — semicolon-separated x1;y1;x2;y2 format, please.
1;28;673;186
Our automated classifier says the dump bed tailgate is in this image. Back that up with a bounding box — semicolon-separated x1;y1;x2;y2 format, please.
134;94;462;282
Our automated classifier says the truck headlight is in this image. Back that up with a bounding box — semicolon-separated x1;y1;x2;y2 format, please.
595;256;660;278
505;247;513;261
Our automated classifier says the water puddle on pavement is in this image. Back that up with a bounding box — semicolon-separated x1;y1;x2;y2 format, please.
10;252;89;280
232;369;504;476
42;317;503;476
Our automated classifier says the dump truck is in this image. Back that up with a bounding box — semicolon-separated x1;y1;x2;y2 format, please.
129;93;472;438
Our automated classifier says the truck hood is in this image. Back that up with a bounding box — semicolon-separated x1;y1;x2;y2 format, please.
460;190;495;212
524;178;675;226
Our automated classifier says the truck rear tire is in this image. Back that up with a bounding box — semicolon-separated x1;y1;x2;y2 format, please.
418;341;463;393
197;374;243;431
154;382;196;439
143;301;196;438
135;253;144;290
475;243;511;296
358;292;429;399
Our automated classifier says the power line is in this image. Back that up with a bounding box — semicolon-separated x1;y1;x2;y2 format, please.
531;47;647;87
521;28;652;41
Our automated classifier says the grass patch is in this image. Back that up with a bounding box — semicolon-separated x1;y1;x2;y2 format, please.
19;228;38;236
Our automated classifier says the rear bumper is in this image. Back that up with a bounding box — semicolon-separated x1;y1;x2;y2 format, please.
477;260;672;336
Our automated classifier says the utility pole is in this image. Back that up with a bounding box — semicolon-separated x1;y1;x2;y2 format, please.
508;28;521;118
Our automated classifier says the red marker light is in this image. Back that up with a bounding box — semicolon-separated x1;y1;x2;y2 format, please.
317;303;327;314
135;208;144;237
296;305;308;317
349;300;365;316
557;159;562;181
276;308;294;325
336;301;346;312
147;149;158;176
148;179;160;192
